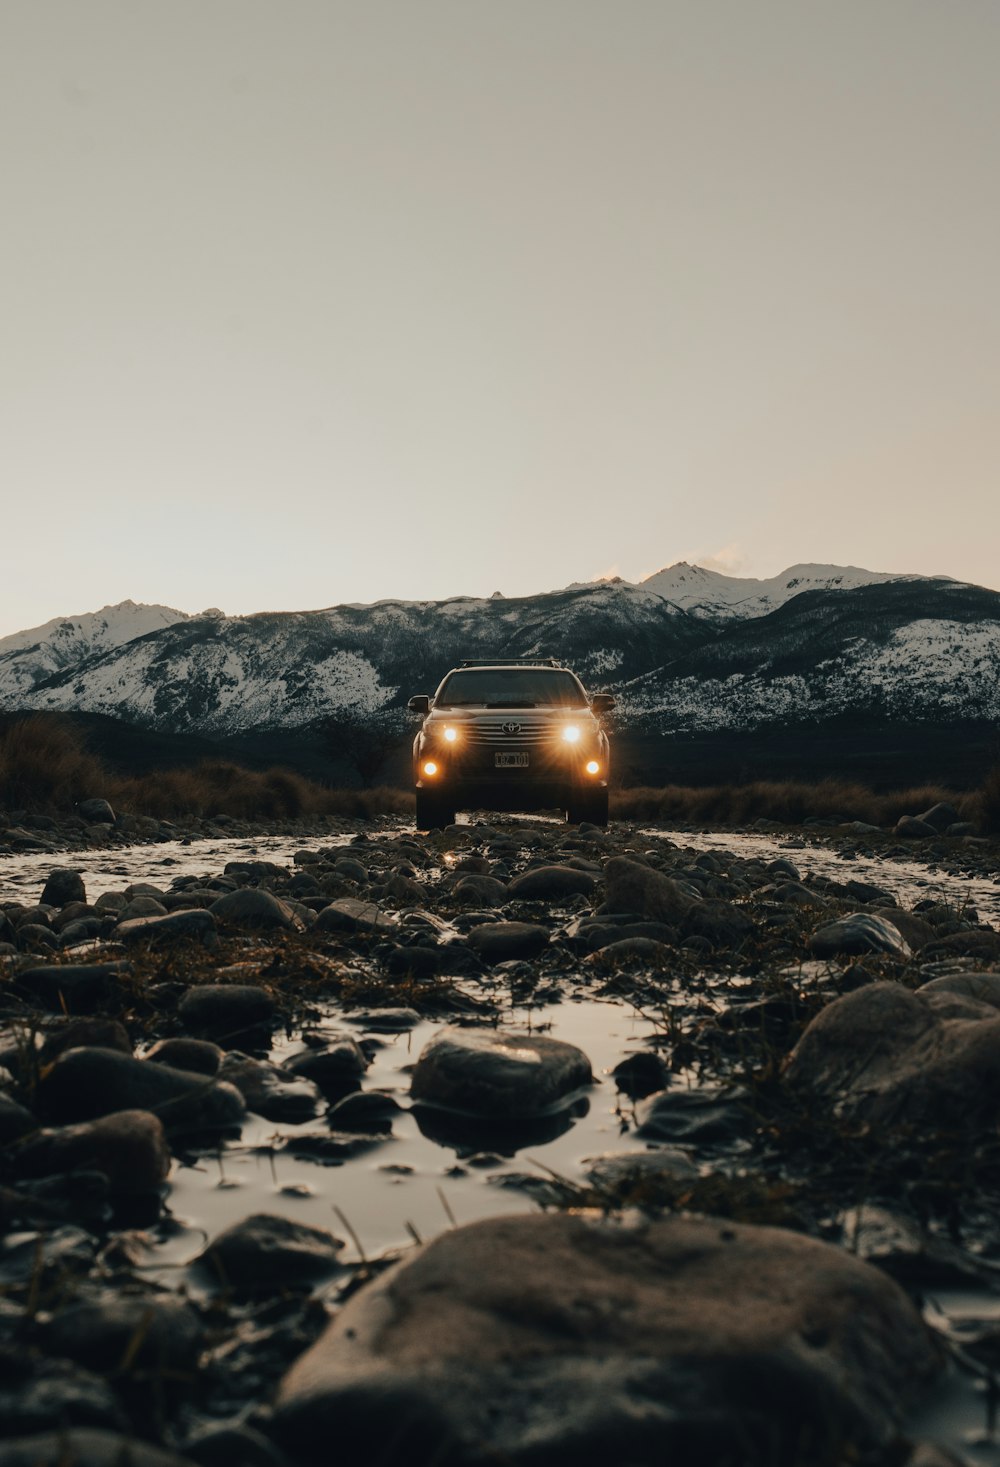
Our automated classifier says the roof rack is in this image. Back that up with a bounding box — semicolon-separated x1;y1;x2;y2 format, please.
457;657;564;668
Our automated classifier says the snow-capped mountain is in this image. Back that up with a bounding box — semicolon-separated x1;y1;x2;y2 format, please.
0;567;997;739
0;601;193;703
637;561;917;619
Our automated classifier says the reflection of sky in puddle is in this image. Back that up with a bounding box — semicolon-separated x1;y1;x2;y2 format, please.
148;997;666;1282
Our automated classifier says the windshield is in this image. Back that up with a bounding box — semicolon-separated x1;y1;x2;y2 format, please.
435;668;588;708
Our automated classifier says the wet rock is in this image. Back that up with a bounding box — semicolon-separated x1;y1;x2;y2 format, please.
40;869;86;907
327;1090;400;1132
219;1052;322;1122
177;983;276;1046
0;1358;126;1438
285;1037;370;1098
507;865;597;900
0;1093;37;1145
808;912;911;959
117;909;219;949
118;895;167;920
785;980;1000;1128
384;943;445;979
210;888;302;932
680;899;754;948
602;856;696;923
895;815;938;839
198;1213;344;1290
584;1149;699;1189
12;1110;170;1192
0;1226;96;1286
636;1085;753;1144
348;1007;421;1032
920;929;1000;963
916;801;962;833
38;1019;133;1065
465;921;550;963
313;898;394;934
181;1424;288;1467
916;970;1000;1015
77;798;116;824
869;908;935;950
14;961;132;1015
274;1211;941;1467
452;874;508;907
43;1293;202;1372
410;1026;591;1119
768;881;831;909
610;1050;670;1098
588;936;671;966
145;1037;222;1074
15;923;59;953
0;1430;197;1466
333;857;368;883
36;1048;246;1133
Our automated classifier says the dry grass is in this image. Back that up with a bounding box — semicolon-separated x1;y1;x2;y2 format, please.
0;715;412;821
610;776;978;828
1;713;995;831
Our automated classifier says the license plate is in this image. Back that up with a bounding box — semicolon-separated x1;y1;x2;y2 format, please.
495;752;529;768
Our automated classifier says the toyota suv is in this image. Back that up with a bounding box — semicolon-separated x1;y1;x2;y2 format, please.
407;659;614;830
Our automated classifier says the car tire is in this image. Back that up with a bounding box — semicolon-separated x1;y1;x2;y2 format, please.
567;789;609;827
415;791;455;831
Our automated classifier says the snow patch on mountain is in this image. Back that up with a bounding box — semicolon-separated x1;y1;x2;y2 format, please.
620;616;1000;731
638;561;917;619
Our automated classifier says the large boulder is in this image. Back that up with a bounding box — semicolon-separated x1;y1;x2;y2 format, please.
507;865;597;900
784;980;1000;1128
274;1210;941;1467
36;1048;246;1133
410;1027;591;1120
602;857;696;923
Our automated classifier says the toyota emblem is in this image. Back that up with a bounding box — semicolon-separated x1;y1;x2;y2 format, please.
501;721;521;735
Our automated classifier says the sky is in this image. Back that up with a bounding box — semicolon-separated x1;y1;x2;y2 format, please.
2;0;998;637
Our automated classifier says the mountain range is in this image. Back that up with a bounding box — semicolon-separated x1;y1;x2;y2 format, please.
1;564;998;752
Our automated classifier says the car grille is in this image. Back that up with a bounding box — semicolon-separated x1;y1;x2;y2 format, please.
460;718;559;746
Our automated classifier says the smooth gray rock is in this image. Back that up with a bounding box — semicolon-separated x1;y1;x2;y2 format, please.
809;912;910;958
145;1037;222;1074
465;921;550;963
916;801;962;833
602;857;696;922
895;815;938;839
452;875;508;907
210;888;302;932
117;909;219;948
410;1026;591;1119
77;798;116;824
219;1052;322;1121
636;1085;752;1144
507;865;597;900
0;1094;37;1146
40;869;86;907
178;984;276;1045
198;1213;344;1290
785;980;1000;1128
284;1037;370;1098
313;898;395;933
14;961;131;1015
11;1110;170;1192
274;1211;941;1467
680;899;754;948
43;1294;201;1372
36;1048;246;1133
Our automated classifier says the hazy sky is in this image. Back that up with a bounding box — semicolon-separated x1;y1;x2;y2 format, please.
2;0;998;636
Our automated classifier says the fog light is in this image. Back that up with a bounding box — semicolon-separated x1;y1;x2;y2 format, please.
443;727;458;743
423;761;438;777
562;725;581;743
586;760;600;775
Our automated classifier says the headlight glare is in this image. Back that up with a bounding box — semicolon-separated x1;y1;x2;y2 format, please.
422;761;438;777
443;726;458;743
586;760;600;775
562;725;581;744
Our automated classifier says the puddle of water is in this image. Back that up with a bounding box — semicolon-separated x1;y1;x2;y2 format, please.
148;997;666;1280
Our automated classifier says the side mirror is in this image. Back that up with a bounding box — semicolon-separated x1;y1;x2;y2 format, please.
590;693;616;713
407;695;431;714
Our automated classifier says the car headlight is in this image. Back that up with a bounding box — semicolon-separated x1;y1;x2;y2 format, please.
586;760;601;775
443;726;459;743
562;725;581;744
423;761;439;777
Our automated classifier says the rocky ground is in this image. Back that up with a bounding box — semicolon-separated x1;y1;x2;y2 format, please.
2;806;1000;1466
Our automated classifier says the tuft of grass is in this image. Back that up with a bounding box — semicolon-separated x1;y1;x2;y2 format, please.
975;763;1000;835
610;776;975;828
0;715;115;811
